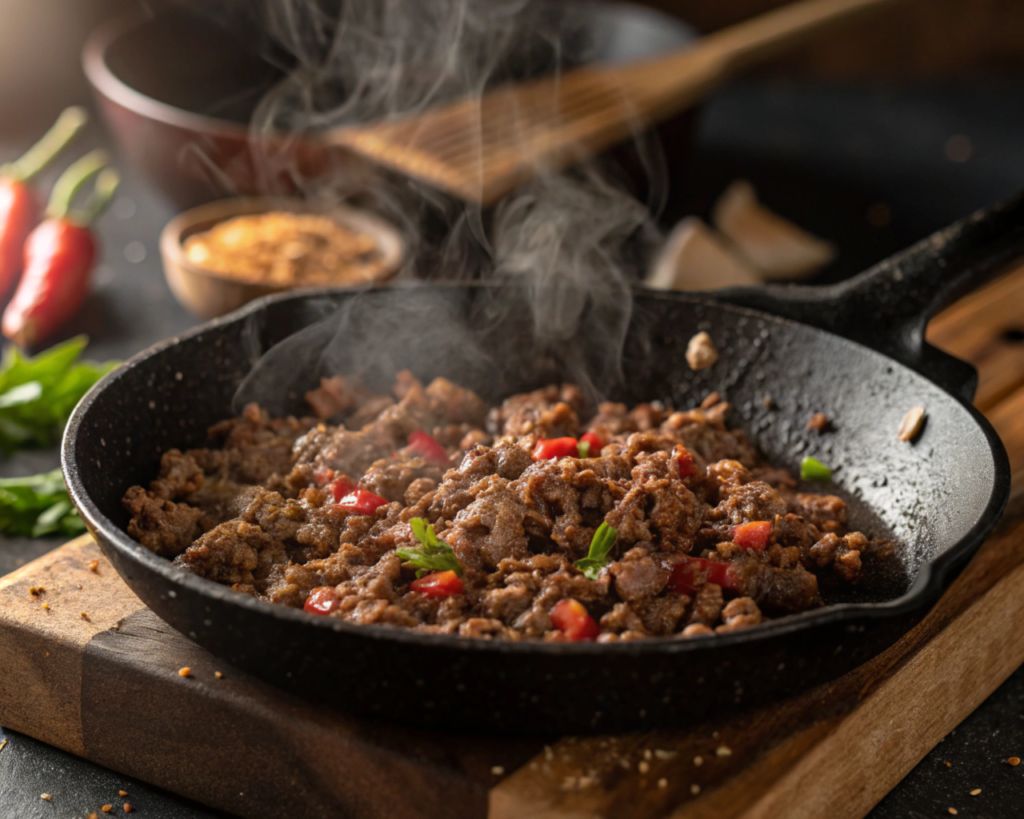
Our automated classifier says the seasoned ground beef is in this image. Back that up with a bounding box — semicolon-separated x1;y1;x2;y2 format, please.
123;373;893;641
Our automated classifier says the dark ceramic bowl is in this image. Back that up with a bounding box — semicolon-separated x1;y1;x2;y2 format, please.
83;3;699;210
62;189;1024;734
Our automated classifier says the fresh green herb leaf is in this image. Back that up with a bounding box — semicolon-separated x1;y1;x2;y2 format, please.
575;521;618;580
800;456;833;482
0;468;86;537
0;336;119;456
576;440;590;459
396;517;462;577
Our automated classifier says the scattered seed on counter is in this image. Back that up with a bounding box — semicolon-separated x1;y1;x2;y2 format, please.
178;667;192;678
214;671;224;679
80;612;90;621
1008;756;1021;766
716;746;732;757
970;789;981;796
491;766;504;776
948;809;958;816
686;331;718;370
101;806;113;814
76;584;83;590
945;761;952;767
41;602;49;610
118;791;128;797
123;804;133;814
807;412;829;433
87;560;100;573
898;406;925;442
29;586;44;596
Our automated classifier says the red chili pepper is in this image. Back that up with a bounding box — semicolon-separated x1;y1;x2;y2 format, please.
304;586;340;615
2;150;119;347
668;557;739;595
675;445;696;479
532;437;580;461
579;431;605;457
730;521;772;551
0;107;86;298
405;430;450;466
313;468;336;488
335;487;388;515
325;477;357;502
410;570;464;598
550;598;601;642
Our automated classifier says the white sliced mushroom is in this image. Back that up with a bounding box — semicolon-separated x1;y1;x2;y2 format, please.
712;180;835;280
647;217;761;292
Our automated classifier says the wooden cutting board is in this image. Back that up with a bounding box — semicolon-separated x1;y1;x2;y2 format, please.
2;265;1023;819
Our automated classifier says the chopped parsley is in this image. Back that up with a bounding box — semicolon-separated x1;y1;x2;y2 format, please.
800;456;833;482
395;517;463;578
575;522;618;580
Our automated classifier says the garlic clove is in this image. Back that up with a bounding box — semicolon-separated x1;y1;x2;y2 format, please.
647;217;761;292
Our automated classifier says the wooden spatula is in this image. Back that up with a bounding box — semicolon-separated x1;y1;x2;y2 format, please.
326;0;902;206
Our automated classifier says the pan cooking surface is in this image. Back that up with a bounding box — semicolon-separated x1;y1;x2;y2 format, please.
63;285;1007;732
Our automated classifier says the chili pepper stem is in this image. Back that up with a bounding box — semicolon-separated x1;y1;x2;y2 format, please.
46;151;108;221
74;169;120;226
1;107;88;182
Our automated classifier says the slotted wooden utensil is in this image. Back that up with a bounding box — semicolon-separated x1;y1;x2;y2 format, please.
326;0;902;206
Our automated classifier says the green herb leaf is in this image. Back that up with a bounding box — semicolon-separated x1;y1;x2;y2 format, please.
396;517;462;577
576;440;590;459
800;456;833;482
0;336;119;456
0;468;86;537
575;521;618;580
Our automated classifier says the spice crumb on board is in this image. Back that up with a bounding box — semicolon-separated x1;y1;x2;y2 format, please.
118;791;128;797
41;602;49;610
1008;756;1021;766
87;560;100;573
178;667;192;678
28;586;44;596
214;671;223;679
970;788;982;796
807;412;829;432
40;793;51;801
685;331;718;370
945;761;952;767
80;612;90;621
898;406;926;442
123;803;133;814
76;583;83;590
101;806;112;814
948;809;958;816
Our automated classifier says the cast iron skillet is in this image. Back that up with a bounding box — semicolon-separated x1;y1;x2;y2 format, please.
63;194;1023;735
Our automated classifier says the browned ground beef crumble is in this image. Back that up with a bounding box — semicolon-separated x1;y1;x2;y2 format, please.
123;373;893;641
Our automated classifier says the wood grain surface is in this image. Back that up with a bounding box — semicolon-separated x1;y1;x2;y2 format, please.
0;263;1022;818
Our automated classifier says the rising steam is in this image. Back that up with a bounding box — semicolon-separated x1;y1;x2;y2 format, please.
176;0;668;404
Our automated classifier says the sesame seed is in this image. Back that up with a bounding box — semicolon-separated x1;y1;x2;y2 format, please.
638;761;650;774
970;789;981;796
178;667;192;678
491;766;504;776
690;784;701;795
81;612;90;621
716;745;732;757
948;809;958;816
658;778;667;789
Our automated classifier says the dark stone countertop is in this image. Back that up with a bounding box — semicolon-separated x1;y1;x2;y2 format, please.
2;81;1024;818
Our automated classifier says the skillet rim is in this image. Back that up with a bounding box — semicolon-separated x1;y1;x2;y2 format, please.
62;282;1012;657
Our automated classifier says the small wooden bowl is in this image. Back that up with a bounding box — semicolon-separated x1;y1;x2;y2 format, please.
160;197;406;319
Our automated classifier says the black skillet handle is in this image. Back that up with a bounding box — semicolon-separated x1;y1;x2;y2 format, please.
715;191;1024;403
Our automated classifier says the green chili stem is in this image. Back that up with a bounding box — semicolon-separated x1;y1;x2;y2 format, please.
73;169;120;226
46;150;108;220
2;107;88;182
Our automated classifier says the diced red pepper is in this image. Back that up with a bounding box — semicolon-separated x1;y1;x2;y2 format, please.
579;431;605;456
549;598;601;642
731;521;772;551
313;468;336;488
326;478;358;503
410;570;464;598
405;430;451;466
675;445;696;479
304;586;340;615
335;488;388;515
532;437;580;461
668;557;739;595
